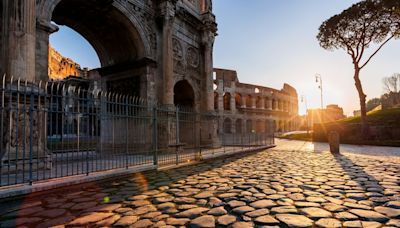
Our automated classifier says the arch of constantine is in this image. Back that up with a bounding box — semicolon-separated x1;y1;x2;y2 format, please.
1;0;216;112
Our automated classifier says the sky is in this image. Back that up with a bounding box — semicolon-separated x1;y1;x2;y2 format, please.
50;0;400;116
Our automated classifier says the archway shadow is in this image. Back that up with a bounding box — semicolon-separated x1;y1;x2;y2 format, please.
0;149;269;225
323;151;384;201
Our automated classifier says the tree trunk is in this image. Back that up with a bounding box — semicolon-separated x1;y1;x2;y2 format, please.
353;67;369;139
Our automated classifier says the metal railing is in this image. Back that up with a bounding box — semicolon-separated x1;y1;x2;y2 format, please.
0;76;274;187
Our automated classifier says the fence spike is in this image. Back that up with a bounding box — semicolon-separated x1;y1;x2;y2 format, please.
17;78;21;92
2;74;5;89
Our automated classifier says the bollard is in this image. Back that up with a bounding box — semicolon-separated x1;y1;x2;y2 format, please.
328;131;340;154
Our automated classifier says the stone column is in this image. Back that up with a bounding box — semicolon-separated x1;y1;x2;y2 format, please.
259;97;265;109
230;82;236;113
241;96;247;108
267;98;273;110
201;12;217;112
2;0;36;81
251;96;256;109
35;19;59;81
159;1;176;106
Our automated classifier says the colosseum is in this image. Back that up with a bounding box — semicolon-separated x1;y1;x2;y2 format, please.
213;68;299;135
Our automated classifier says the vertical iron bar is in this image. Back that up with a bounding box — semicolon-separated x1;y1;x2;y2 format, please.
152;106;158;166
29;83;34;185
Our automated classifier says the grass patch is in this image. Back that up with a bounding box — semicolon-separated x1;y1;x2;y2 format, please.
338;108;400;127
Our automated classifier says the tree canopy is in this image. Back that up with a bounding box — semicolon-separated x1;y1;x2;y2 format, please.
317;0;400;69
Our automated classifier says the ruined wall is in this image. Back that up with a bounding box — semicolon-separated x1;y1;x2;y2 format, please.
48;45;87;80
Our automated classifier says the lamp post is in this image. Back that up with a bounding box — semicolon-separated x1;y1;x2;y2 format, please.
301;95;309;134
315;73;324;109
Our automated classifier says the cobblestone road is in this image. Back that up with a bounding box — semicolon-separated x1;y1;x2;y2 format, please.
0;140;399;227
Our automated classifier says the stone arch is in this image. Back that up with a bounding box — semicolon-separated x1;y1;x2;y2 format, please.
256;96;263;109
174;80;195;108
246;119;253;133
235;93;242;109
223;92;231;111
272;99;277;110
223;118;232;134
235;119;242;134
246;95;252;108
37;0;152;59
256;120;264;133
265;97;270;109
265;120;271;134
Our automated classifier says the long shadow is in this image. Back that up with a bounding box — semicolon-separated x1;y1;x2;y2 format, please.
0;148;268;226
314;145;386;203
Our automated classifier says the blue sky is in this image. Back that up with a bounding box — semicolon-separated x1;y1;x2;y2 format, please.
50;0;400;115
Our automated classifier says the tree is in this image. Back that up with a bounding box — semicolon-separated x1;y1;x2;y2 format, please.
317;0;400;138
382;73;400;93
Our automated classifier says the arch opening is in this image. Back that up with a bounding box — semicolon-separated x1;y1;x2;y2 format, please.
174;80;195;108
48;0;149;97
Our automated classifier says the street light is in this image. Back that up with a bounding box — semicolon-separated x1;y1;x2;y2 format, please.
301;95;309;134
315;73;324;109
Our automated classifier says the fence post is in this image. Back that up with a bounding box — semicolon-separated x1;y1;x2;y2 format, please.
125;96;129;169
175;106;179;165
152;106;158;166
29;84;34;185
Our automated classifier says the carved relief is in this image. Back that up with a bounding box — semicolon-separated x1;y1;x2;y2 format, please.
173;38;186;74
173;38;183;60
187;46;199;68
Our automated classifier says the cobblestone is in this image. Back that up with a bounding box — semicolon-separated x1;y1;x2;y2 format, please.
0;140;399;227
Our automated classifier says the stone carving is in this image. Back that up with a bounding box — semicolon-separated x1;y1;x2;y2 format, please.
187;46;199;68
173;38;183;60
173;38;186;74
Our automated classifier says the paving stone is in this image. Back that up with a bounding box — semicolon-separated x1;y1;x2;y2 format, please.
270;206;297;214
245;208;269;217
208;197;224;207
349;209;389;222
231;221;254;228
254;215;279;225
232;206;255;214
36;214;75;228
175;207;209;218
386;219;400;227
189;215;215;228
323;203;347;212
343;220;362;227
334;212;359;221
207;206;227;216
250;200;277;209
228;200;247;208
315;218;342;227
301;207;332;219
35;209;66;218
217;214;237;226
68;212;114;226
95;214;121;226
385;201;400;209
131;219;153;227
276;214;314;227
294;201;320;208
361;221;383;228
194;191;214;199
166;217;190;226
114;215;139;226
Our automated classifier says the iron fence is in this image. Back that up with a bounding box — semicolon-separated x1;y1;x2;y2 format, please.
0;76;274;187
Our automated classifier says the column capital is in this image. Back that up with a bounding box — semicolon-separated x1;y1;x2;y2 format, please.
36;19;59;34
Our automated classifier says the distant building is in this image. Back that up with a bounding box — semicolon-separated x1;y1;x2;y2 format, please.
48;45;88;80
308;104;346;126
213;68;299;134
